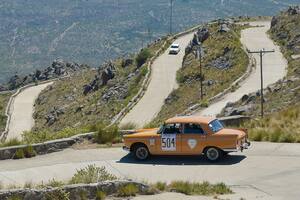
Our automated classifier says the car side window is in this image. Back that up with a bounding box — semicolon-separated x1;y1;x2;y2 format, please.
162;123;181;134
183;123;205;134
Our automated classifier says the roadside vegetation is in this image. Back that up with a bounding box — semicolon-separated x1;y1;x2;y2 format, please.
151;22;249;125
0;164;232;199
247;105;300;143
0;92;11;133
223;7;300;143
0;121;121;149
151;181;232;196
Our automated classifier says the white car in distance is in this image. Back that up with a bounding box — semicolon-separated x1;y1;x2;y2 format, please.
169;43;180;54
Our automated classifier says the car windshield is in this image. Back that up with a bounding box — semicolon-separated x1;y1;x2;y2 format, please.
158;124;164;134
208;119;224;133
171;44;179;48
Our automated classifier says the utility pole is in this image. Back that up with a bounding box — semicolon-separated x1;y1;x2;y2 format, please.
196;45;203;100
248;49;275;118
170;0;173;35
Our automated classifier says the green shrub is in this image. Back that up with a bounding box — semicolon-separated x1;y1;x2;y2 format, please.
79;190;88;200
169;181;232;195
23;181;33;189
117;184;139;197
24;145;37;158
13;149;25;159
93;123;120;144
70;165;117;184
169;181;192;195
22;127;87;144
154;181;167;191
7;195;22;200
0;138;22;148
269;128;283;142
136;48;151;68
96;190;106;200
279;134;295;143
46;178;65;188
45;188;70;200
200;100;209;108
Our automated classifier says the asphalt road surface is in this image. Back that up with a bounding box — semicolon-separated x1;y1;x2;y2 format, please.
0;142;299;199
6;82;53;140
120;32;194;127
195;21;287;117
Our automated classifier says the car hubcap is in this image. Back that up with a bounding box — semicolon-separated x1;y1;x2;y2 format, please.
207;148;219;160
136;147;148;159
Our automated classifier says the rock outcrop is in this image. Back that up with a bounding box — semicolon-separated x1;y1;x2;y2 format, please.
185;27;209;54
83;61;116;95
0;59;86;91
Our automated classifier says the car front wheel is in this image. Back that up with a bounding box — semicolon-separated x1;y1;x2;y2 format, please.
204;147;223;162
133;144;150;161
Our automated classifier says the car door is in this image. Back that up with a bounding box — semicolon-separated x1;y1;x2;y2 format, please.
181;123;207;155
157;123;182;155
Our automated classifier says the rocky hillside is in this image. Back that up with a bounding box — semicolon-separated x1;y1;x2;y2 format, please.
0;60;88;91
220;7;300;143
150;20;249;125
32;39;168;132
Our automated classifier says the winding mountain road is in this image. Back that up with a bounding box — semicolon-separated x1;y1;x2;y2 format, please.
0;142;299;199
6;82;53;140
120;32;194;127
195;21;287;117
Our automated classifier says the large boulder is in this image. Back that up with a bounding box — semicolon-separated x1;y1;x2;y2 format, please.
210;56;231;69
83;62;116;95
185;27;209;55
121;58;133;68
287;6;300;15
270;16;278;28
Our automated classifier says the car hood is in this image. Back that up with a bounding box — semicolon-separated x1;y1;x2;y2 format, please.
214;128;246;139
124;128;159;138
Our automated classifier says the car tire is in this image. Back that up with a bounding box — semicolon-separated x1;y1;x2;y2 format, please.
204;147;223;162
133;144;150;161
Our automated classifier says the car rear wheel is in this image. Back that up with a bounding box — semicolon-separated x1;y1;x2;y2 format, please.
204;147;223;162
133;144;150;161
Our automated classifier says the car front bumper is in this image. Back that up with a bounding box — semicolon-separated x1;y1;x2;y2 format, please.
241;141;251;151
223;141;251;152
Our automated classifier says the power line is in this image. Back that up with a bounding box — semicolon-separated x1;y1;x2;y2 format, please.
248;49;275;118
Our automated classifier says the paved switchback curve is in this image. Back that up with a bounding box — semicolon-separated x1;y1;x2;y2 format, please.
120;32;194;127
195;21;287;117
6;82;53;140
0;142;299;199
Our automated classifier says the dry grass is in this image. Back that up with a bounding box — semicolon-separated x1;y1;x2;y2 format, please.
150;181;232;196
247;105;300;143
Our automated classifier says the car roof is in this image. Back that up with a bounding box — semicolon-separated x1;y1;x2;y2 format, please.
165;116;215;124
171;43;179;46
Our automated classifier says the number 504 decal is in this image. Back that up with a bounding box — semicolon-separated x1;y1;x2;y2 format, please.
161;134;176;151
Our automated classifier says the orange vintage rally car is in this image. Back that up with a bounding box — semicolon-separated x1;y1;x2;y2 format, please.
122;116;250;161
